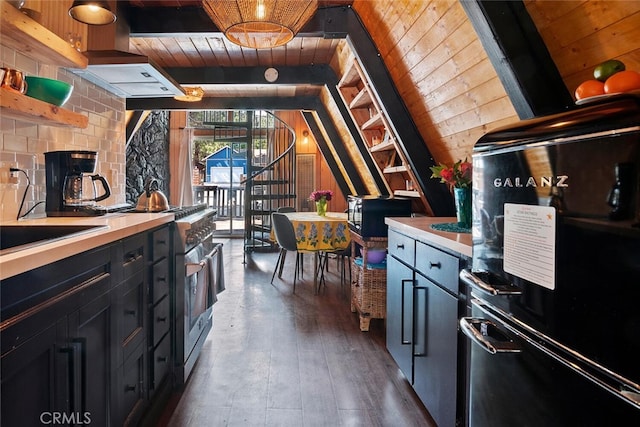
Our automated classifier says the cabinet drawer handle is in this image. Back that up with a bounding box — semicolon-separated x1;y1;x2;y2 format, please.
157;316;167;323
125;251;141;264
157;276;166;282
396;243;404;250
124;309;136;316
125;384;137;392
157;356;168;363
429;262;441;269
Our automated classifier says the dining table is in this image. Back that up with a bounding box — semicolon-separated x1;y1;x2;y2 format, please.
282;211;351;292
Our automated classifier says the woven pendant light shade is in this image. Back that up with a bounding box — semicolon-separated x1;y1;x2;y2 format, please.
203;0;318;49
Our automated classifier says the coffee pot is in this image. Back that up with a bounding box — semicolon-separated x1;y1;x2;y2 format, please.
63;173;111;207
45;150;111;217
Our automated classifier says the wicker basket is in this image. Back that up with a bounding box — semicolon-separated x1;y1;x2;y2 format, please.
351;260;387;321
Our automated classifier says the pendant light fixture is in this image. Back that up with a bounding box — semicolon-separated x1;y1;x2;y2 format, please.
68;0;116;26
203;0;318;49
174;87;205;102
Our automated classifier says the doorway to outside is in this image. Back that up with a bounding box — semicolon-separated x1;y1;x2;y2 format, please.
190;110;252;237
190;110;287;238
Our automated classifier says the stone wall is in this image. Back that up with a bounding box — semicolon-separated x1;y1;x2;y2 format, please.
126;111;170;205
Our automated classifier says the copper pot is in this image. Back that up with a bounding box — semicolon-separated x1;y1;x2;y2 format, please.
1;68;28;93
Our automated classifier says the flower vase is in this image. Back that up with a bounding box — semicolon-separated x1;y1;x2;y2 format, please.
454;187;471;229
316;199;327;216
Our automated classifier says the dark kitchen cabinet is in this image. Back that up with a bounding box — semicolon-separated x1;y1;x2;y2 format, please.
1;319;69;426
1;223;173;427
386;228;467;427
386;255;414;379
113;233;148;426
67;279;116;426
0;245;113;426
147;226;172;395
140;225;175;426
412;271;458;427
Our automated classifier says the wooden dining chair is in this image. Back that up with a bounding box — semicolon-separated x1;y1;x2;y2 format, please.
271;212;304;292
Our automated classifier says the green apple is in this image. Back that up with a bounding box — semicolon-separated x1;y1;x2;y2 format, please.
594;59;626;82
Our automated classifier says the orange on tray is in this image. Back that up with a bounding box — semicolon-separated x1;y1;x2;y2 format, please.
574;79;605;100
604;70;640;94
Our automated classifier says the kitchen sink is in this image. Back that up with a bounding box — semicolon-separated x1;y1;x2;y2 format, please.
0;225;106;254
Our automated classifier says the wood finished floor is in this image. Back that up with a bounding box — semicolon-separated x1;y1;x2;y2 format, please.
159;238;436;427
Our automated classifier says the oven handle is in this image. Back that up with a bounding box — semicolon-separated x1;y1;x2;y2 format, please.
185;244;220;277
459;269;522;296
459;317;522;354
186;261;205;277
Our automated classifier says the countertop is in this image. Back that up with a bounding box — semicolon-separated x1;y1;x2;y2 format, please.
385;216;472;258
0;212;174;280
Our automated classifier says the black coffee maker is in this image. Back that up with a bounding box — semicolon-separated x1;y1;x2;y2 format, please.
45;150;111;216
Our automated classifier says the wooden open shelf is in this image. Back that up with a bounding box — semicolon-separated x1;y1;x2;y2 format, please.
337;55;429;211
361;112;384;130
0;2;88;129
1;90;88;128
394;190;420;198
1;2;87;69
350;87;373;109
383;165;408;174
370;138;396;152
337;60;362;88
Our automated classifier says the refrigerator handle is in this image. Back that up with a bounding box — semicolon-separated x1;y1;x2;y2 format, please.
460;269;522;296
460;317;521;354
468;300;640;410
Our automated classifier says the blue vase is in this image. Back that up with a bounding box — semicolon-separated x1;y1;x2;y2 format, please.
454;187;471;229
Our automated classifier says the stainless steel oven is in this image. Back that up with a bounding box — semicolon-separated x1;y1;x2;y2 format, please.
460;94;640;426
172;205;224;385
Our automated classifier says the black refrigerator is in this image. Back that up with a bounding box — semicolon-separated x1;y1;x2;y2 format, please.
459;93;640;426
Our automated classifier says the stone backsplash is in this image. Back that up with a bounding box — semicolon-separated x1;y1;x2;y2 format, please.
125;111;170;205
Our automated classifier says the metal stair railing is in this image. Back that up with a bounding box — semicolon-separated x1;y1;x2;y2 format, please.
243;112;296;253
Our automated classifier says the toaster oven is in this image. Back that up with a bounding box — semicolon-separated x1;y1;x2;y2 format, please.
347;195;412;237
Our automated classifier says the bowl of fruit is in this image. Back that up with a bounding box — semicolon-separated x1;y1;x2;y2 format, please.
574;59;640;105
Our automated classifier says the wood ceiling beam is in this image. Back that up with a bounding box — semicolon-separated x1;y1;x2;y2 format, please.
302;111;359;198
125;6;217;36
165;65;333;85
342;8;455;216
461;0;574;118
127;96;319;111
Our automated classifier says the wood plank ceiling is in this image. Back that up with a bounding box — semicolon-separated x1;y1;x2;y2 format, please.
123;0;353;99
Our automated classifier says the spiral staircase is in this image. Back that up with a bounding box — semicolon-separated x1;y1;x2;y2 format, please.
242;112;297;252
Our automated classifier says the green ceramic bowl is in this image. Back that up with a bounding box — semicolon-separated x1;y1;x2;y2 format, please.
24;76;73;107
